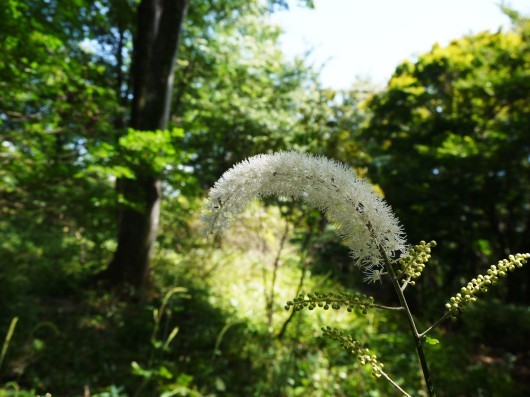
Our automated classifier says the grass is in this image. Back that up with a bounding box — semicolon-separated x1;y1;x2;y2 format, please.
1;203;528;396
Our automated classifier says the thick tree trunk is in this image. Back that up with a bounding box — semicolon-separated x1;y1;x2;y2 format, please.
107;176;162;288
106;0;188;290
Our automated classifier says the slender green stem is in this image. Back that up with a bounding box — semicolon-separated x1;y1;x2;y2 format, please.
373;304;405;311
380;370;412;397
266;221;290;333
419;308;457;338
400;277;412;292
0;317;18;373
380;248;436;397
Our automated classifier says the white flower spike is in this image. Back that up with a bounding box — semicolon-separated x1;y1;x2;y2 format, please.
202;151;408;279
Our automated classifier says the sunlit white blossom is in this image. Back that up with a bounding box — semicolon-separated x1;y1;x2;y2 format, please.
363;268;387;284
202;151;408;277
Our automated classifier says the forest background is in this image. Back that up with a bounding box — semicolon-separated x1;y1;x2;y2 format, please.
1;0;529;396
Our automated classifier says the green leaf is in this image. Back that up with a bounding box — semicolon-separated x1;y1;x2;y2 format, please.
425;336;440;345
157;365;173;379
131;361;152;379
33;338;46;351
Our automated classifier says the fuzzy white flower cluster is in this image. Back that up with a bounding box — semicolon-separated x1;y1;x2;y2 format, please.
202;152;408;276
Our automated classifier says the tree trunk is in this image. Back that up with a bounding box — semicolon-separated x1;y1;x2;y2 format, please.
106;0;188;291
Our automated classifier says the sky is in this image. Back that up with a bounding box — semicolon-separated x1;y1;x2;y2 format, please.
270;0;530;89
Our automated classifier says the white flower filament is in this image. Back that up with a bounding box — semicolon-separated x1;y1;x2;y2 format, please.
202;151;408;280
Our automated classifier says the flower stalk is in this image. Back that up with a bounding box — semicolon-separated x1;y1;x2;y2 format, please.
322;326;412;397
379;247;436;397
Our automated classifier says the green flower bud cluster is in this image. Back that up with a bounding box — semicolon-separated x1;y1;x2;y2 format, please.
322;326;384;378
445;253;530;312
398;240;436;286
285;291;375;314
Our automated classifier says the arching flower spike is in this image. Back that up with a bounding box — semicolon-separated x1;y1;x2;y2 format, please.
201;151;408;279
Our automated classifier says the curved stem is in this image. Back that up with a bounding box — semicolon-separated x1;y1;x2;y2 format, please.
380;248;436;397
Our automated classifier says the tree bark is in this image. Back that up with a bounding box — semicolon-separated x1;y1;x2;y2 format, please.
105;0;189;291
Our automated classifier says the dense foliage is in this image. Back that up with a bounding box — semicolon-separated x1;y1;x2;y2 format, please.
364;12;530;306
1;1;529;395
